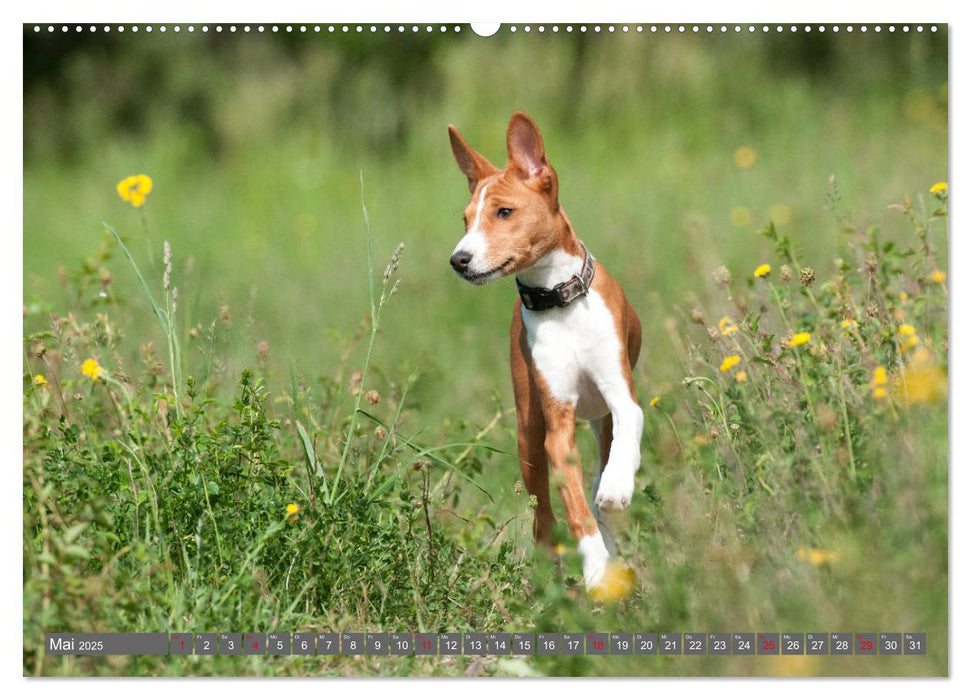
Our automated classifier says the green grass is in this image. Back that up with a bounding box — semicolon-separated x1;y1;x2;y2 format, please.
23;30;947;676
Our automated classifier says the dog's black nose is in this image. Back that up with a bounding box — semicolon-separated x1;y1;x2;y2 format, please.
450;250;472;273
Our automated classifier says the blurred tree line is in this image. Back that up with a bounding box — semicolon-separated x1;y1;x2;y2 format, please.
24;25;946;166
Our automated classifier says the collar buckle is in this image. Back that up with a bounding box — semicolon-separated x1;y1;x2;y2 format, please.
517;244;595;312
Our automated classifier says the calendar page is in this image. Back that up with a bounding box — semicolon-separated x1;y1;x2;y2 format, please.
22;18;948;678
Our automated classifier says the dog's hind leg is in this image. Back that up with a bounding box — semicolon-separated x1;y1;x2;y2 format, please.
516;388;554;547
511;304;555;549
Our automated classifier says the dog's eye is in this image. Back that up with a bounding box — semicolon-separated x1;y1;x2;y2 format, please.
497;207;514;219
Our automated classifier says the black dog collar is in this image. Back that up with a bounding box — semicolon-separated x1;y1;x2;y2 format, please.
516;245;595;311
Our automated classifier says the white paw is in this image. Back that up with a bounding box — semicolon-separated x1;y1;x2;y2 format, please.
577;533;610;590
584;560;607;590
594;468;634;511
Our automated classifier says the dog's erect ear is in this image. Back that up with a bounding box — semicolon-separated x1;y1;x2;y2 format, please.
448;125;498;193
505;111;558;204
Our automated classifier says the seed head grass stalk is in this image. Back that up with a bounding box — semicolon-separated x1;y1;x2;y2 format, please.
330;174;380;502
103;223;225;568
103;222;183;419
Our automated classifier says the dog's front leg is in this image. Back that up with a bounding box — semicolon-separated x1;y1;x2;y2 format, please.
593;380;643;512
543;400;610;590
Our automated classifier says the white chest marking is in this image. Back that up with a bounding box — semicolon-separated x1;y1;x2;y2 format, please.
520;250;644;512
517;247;583;289
522;289;624;420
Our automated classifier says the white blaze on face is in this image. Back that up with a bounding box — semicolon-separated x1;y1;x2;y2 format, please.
452;185;490;274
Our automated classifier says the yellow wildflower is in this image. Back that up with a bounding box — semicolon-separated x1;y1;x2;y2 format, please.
720;355;741;372
929;181;947;194
33;374;47;385
796;547;838;566
772;654;816;676
589;560;637;603
735;370;747;383
840;319;858;332
555;544;567;556
872;366;887;386
898;363;947;405
718;316;738;336
649;396;660;407
871;365;889;399
286;503;300;516
753;264;771;279
930;269;946;284
898;324;916;337
788;332;811;348
899;291;909;302
116;174;154;207
730;206;752;227
81;357;103;381
911;347;933;365
733;145;757;170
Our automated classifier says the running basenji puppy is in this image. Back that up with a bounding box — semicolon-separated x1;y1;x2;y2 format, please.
447;112;643;596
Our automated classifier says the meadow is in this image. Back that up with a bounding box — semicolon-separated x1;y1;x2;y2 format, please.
23;26;947;676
